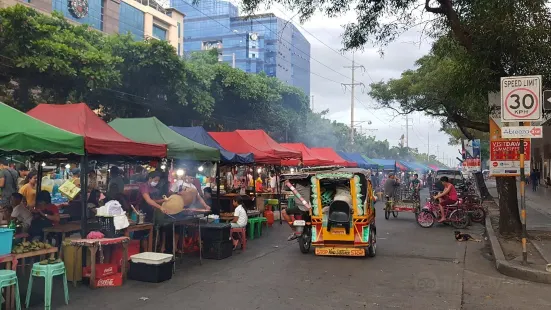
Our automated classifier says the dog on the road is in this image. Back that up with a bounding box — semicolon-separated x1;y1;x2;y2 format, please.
454;230;481;242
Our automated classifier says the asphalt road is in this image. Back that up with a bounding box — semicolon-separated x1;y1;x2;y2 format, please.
26;188;551;310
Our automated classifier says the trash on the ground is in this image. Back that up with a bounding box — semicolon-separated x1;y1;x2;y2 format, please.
139;297;149;301
453;259;460;264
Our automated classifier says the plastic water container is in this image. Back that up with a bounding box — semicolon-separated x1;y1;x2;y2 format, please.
0;228;14;255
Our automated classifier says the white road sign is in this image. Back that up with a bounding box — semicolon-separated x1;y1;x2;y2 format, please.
501;75;542;122
501;126;543;138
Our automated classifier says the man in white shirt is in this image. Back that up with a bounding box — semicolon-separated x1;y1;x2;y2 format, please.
231;196;248;249
10;193;32;230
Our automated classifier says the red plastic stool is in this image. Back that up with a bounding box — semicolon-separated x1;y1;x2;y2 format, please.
231;227;247;251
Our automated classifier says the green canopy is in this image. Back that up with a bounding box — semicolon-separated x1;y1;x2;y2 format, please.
109;117;220;161
0;102;84;155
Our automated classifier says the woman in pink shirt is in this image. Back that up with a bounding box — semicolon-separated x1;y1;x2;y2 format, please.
433;176;458;222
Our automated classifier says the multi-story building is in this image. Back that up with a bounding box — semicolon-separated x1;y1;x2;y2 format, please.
170;0;310;96
0;0;185;55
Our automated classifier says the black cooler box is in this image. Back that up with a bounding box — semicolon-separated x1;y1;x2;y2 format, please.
200;223;231;242
128;253;173;283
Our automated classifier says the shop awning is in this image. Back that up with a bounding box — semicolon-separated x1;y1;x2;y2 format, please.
310;148;357;167
109;118;220;161
27;103;166;157
169;126;254;164
280;143;333;166
371;159;397;170
209;131;281;165
337;152;378;169
0;102;84;155
233;130;301;160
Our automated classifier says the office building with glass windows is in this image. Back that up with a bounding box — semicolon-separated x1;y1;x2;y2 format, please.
1;0;185;55
170;0;310;96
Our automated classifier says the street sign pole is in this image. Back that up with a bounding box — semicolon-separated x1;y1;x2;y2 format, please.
500;75;543;265
519;124;527;264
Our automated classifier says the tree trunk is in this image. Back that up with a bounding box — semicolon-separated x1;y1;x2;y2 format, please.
496;176;522;235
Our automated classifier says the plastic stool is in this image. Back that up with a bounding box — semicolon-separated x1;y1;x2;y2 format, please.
256;217;268;237
26;262;69;309
0;270;21;310
247;219;256;240
231;227;246;251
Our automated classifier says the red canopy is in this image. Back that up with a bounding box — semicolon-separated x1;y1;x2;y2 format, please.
27;103;167;157
280;143;334;166
234;130;301;160
310;148;357;167
209;131;280;164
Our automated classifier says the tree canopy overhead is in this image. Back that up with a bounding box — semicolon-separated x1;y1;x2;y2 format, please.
0;5;445;168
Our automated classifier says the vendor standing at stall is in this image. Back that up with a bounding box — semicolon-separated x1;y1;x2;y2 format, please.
139;171;168;222
19;171;37;208
108;166;125;196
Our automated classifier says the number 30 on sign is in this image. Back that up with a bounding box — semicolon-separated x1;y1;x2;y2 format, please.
501;75;542;122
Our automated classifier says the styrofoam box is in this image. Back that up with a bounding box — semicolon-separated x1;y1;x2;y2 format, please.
130;252;173;265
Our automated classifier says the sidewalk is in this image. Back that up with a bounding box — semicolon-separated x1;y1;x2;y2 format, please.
486;179;551;231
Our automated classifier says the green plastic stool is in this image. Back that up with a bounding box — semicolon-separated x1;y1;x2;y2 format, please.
247;218;257;240
256;217;268;237
0;270;21;310
26;262;69;310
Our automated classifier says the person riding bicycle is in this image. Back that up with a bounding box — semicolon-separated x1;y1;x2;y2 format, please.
433;176;458;223
384;173;400;202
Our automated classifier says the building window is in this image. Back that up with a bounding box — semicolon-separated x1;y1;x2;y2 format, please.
251;53;256;58
118;2;144;40
177;22;181;38
52;0;103;30
153;25;167;40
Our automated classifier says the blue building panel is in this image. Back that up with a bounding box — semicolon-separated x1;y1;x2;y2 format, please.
119;2;145;40
171;0;310;96
52;0;103;31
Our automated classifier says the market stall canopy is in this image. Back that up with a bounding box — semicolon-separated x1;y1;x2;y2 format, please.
362;156;383;169
371;159;397;170
169;126;253;164
234;130;301;160
0;102;84;155
310;148;357;167
209;131;281;165
27;103;166;157
280;143;334;166
337;152;378;169
109;118;219;161
395;161;408;171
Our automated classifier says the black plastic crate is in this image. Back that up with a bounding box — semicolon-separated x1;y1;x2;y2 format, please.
202;240;233;260
200;223;231;242
128;261;173;283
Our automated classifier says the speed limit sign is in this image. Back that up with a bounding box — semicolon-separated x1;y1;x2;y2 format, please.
501;75;542;122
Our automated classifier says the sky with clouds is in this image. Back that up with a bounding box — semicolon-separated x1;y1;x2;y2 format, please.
247;3;461;167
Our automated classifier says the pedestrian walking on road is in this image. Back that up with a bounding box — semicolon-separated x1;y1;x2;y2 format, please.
530;169;538;192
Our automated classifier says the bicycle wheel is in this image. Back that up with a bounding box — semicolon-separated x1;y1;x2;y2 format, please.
470;208;486;223
450;209;469;229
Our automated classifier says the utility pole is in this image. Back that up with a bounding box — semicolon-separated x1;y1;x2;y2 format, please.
427;132;430;162
342;52;365;144
402;116;413;148
436;145;440;163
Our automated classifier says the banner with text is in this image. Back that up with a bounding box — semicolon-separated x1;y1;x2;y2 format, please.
489;118;531;176
462;139;481;172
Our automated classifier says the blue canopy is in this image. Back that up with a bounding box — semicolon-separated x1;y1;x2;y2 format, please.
400;161;418;171
338;152;378;169
371;159;397;170
169;126;254;164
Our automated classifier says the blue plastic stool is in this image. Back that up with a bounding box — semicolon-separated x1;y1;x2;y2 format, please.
0;270;21;310
26;262;69;309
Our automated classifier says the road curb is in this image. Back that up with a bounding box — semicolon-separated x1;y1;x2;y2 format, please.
485;215;551;284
